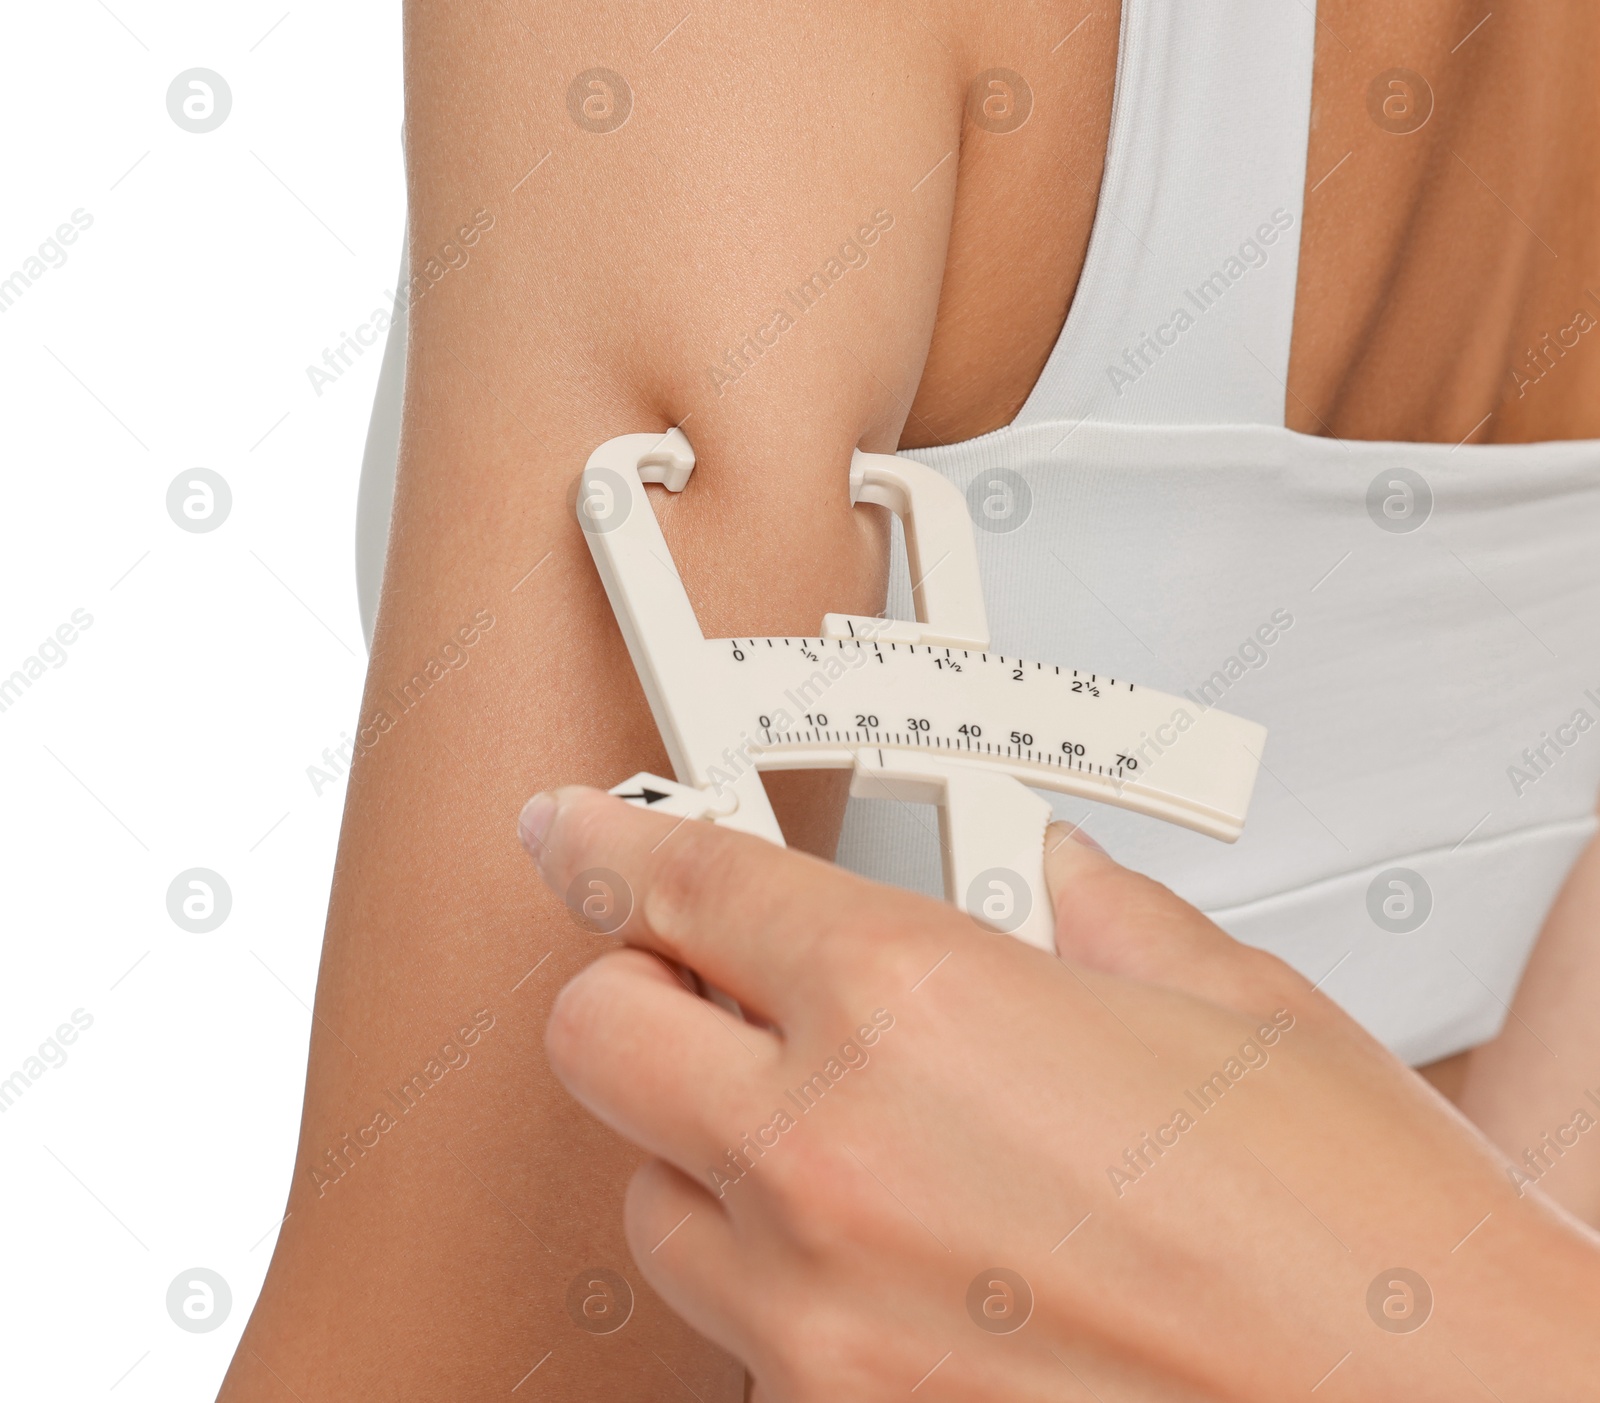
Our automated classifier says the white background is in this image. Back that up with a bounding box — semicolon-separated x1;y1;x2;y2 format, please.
0;3;402;1396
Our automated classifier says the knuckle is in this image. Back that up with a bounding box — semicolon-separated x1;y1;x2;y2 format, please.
755;1269;927;1402
759;1298;876;1397
842;892;956;991
850;927;925;997
759;1137;880;1260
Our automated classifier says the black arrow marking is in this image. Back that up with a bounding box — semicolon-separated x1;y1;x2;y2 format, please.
616;788;672;804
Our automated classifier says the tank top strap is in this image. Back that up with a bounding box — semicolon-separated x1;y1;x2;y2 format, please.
1015;0;1319;430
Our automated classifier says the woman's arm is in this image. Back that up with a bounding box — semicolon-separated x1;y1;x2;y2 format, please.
221;4;966;1398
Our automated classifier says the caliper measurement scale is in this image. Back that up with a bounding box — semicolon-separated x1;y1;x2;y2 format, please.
726;641;1155;790
580;429;1266;950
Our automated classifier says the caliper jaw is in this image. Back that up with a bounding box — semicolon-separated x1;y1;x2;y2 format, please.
607;771;739;822
823;450;992;651
834;452;1057;949
849;750;1056;952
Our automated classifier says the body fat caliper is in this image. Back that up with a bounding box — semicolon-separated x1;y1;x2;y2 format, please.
578;429;1266;950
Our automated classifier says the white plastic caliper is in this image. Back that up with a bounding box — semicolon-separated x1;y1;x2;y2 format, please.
579;429;1265;950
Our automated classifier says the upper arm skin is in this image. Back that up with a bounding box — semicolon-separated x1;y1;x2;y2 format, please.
222;5;964;1399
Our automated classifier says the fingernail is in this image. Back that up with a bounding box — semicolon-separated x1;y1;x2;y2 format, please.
518;792;558;862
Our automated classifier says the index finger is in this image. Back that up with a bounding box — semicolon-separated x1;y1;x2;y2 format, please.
519;785;921;1024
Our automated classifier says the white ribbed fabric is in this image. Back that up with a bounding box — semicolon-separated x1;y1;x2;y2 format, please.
1013;0;1316;427
360;0;1600;1063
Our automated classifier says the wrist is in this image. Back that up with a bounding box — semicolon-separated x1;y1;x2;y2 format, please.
1028;1175;1600;1402
1321;1188;1600;1403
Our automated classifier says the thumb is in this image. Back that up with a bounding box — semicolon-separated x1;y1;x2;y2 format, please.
1043;822;1312;1019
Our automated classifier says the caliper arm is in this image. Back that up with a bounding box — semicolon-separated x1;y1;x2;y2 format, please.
577;429;1264;954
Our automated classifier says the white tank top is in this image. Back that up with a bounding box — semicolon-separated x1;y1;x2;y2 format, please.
358;0;1600;1065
